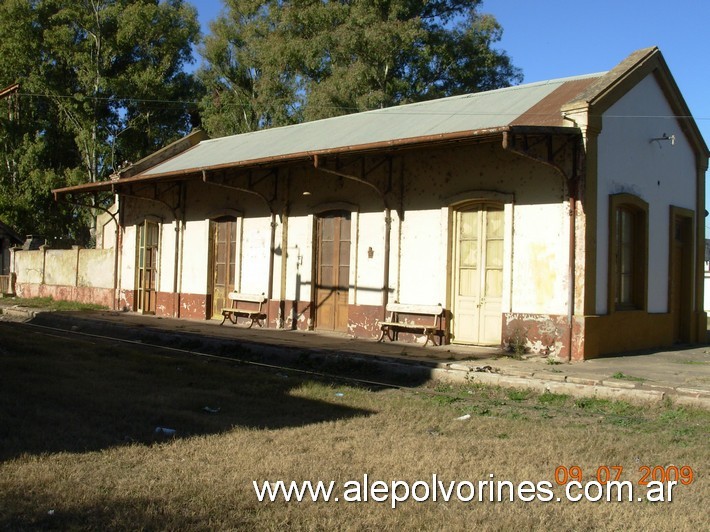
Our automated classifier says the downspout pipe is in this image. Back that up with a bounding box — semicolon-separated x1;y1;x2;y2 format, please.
280;205;289;328
502;130;577;362
173;182;187;318
383;208;392;314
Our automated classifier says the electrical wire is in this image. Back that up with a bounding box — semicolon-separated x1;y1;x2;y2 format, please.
12;92;710;121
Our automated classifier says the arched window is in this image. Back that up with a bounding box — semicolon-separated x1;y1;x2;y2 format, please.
609;194;648;311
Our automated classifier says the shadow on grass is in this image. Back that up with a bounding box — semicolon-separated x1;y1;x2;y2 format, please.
0;488;219;531
0;489;195;531
28;310;448;384
0;322;374;462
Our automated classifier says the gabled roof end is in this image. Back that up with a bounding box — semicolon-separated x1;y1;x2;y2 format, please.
562;46;659;111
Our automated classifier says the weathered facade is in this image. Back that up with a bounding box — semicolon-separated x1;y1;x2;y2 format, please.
49;47;708;360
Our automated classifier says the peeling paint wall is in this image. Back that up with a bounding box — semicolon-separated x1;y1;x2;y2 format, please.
503;313;569;358
113;138;574;353
355;210;387;307
398;208;447;305
14;249;44;284
241;216;273;296
13;246;115;307
180;218;209;294
400;142;569;319
121;224;136;291
511;203;569;314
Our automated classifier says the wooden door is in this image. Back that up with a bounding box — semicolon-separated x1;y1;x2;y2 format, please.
451;204;504;344
136;220;159;314
671;215;692;343
315;211;351;332
210;217;238;319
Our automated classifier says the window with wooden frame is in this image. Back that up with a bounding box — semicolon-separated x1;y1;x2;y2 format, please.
609;194;648;311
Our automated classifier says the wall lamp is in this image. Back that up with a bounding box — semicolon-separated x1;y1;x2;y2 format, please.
650;133;675;147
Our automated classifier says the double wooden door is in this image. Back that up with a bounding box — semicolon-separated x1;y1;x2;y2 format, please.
315;211;351;332
136;220;158;314
210;217;238;319
451;204;504;344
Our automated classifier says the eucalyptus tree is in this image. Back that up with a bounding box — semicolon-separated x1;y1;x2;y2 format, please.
0;0;201;242
198;0;522;135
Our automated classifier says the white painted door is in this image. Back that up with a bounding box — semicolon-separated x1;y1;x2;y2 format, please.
452;204;504;344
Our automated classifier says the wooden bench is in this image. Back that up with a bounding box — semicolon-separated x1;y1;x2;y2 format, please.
220;292;267;328
377;303;445;347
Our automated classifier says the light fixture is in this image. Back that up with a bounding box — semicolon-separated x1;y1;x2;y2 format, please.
650;133;675;147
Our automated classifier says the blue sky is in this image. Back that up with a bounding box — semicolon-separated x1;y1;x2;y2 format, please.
187;0;710;214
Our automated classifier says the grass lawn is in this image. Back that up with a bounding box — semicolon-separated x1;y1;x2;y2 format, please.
1;296;107;312
0;321;708;530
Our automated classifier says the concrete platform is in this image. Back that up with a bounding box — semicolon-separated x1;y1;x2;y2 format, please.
2;302;709;409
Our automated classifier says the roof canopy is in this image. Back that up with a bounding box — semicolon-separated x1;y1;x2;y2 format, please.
53;46;708;198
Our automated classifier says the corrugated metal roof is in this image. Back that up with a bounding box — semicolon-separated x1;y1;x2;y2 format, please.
143;73;603;177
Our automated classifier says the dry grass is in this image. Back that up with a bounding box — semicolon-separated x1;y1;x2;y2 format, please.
0;322;708;531
1;296;107;311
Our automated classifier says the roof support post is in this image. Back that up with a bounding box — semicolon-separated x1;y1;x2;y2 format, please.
173;181;187;318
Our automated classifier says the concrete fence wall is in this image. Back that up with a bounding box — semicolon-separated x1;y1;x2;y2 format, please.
11;245;116;308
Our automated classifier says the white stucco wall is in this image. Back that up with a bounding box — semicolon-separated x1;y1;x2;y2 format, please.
180;218;209;294
398;208;448;305
394;145;570;317
392;199;568;315
355;210;386;306
158;222;175;293
511;202;569;314
282;215;313;302
120;225;136;291
595;74;698;314
77;248;114;288
240;216;273;296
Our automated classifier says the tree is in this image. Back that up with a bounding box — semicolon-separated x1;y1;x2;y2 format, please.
198;0;522;135
0;0;201;243
198;1;301;136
